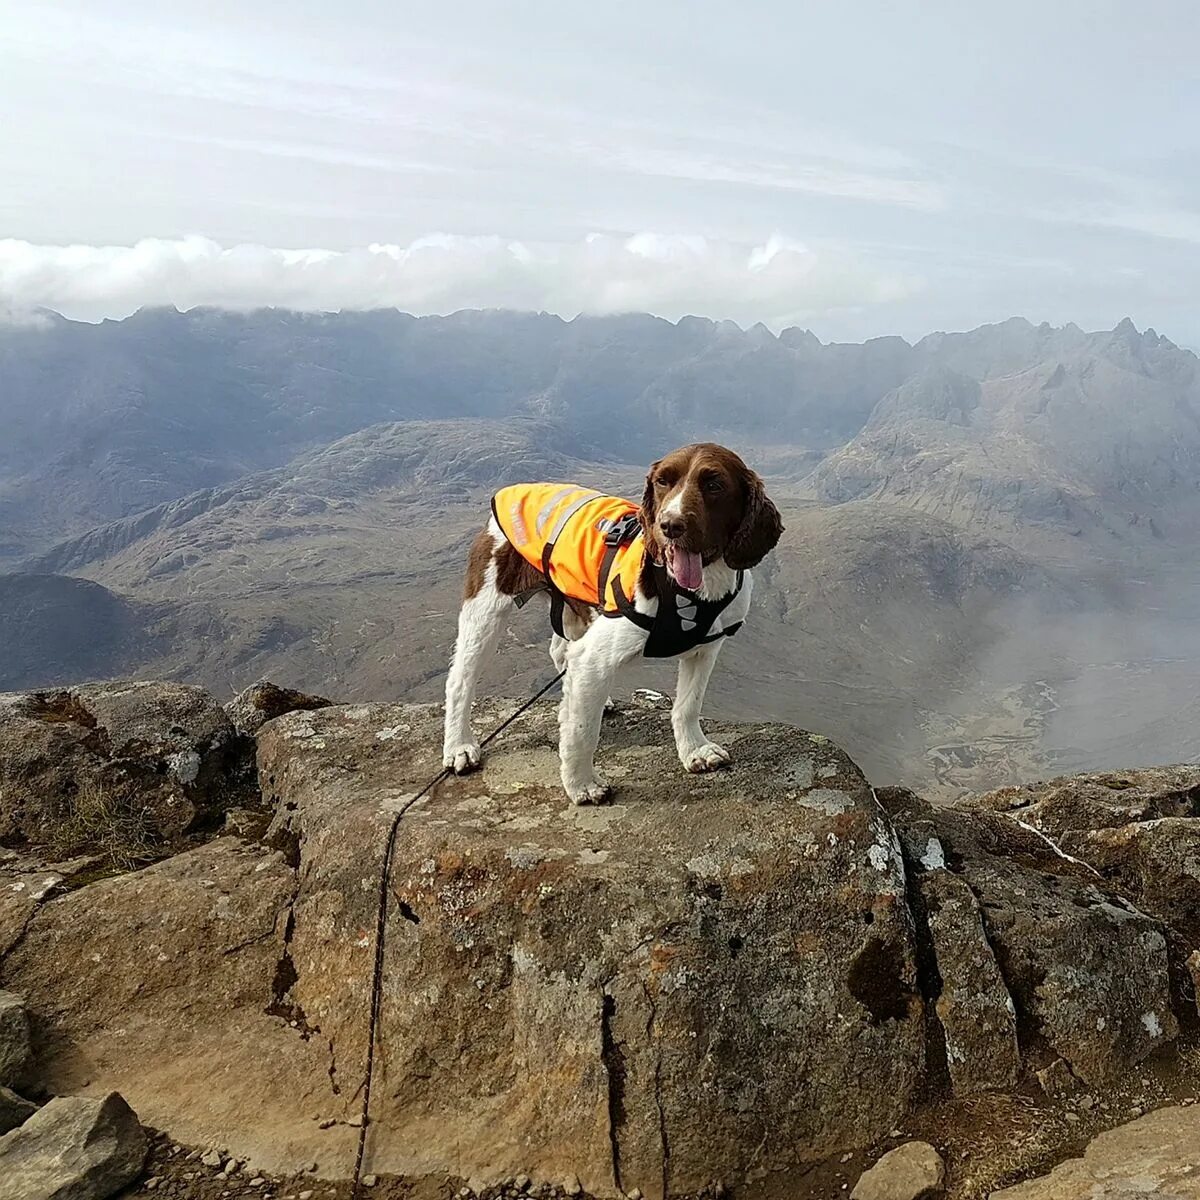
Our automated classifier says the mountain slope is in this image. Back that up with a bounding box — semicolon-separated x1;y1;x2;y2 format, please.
0;308;919;562
806;322;1200;562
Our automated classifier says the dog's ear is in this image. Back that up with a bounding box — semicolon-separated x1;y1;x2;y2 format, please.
725;471;783;570
639;460;661;562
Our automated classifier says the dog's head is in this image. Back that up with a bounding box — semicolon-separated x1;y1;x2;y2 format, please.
639;443;783;589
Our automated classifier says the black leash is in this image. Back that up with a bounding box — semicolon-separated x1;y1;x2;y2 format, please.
351;670;567;1197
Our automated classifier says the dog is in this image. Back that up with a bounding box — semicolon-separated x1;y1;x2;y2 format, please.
442;442;783;803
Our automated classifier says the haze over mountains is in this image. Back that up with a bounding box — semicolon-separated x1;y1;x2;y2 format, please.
3;307;1198;797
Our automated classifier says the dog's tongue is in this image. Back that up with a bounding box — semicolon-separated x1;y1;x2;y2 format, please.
671;547;704;591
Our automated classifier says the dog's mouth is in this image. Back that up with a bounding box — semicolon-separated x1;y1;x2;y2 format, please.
664;543;704;591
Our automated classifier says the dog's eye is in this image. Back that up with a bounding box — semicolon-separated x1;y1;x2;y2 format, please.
703;478;724;493
655;476;674;489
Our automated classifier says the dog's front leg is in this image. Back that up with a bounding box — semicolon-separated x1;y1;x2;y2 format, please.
558;622;641;804
673;641;731;773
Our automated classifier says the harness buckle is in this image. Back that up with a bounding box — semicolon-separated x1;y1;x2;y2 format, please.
603;512;642;548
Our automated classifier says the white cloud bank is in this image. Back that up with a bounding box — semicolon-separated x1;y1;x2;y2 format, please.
0;233;919;329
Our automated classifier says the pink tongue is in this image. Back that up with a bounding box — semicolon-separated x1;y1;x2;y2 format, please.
672;548;703;591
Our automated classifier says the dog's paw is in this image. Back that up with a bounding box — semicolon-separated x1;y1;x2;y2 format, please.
443;742;482;775
566;776;611;805
682;742;731;773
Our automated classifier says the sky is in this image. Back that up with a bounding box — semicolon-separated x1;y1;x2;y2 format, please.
2;0;1199;343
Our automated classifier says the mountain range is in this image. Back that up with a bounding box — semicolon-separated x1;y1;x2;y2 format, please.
3;307;1198;797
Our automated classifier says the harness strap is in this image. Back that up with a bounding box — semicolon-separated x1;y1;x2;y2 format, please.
541;538;568;639
596;511;644;617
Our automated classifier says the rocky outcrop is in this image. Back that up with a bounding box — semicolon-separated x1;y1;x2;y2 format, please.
970;767;1200;947
256;698;924;1197
224;680;332;737
0;680;252;849
1;682;1198;1197
880;788;1179;1088
0;1091;147;1200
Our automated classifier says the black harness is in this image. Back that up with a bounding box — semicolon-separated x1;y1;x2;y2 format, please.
527;510;744;659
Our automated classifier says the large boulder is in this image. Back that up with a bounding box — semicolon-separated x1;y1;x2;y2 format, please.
971;767;1200;948
879;788;1178;1088
0;681;250;849
0;1091;147;1200
0;839;332;1167
255;698;926;1198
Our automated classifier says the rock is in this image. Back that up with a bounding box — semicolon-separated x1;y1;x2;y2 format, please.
0;1090;148;1200
1036;1059;1080;1099
918;871;1018;1094
0;839;332;1171
562;1175;582;1196
0;991;31;1087
0;1085;38;1135
257;700;924;1197
224;682;332;738
882;792;1178;1086
851;1141;945;1200
201;1148;224;1168
991;1105;1200;1199
1057;819;1200;945
0;681;250;848
971;766;1200;835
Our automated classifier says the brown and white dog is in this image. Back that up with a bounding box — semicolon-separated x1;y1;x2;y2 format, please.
442;443;783;803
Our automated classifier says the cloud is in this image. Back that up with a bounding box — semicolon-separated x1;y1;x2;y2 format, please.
0;233;921;329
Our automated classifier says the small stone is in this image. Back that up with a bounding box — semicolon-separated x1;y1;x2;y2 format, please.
562;1176;582;1197
346;1115;363;1127
515;1175;531;1192
1037;1058;1080;1099
299;1192;315;1200
628;1190;643;1200
146;1180;161;1192
305;1161;318;1173
467;1176;489;1197
1078;1096;1096;1112
851;1141;945;1200
842;1153;855;1163
317;1118;335;1130
363;1175;378;1188
202;1149;224;1168
1064;1112;1080;1124
251;1178;266;1188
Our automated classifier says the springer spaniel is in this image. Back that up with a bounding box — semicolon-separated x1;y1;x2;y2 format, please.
442;443;783;803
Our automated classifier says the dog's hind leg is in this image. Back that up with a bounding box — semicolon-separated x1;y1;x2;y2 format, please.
558;610;616;714
558;618;645;803
443;551;513;774
549;633;569;675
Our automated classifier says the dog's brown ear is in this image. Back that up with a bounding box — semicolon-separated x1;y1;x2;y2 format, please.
639;460;662;562
725;471;783;569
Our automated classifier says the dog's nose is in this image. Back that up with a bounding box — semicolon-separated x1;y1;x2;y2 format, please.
659;516;686;541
